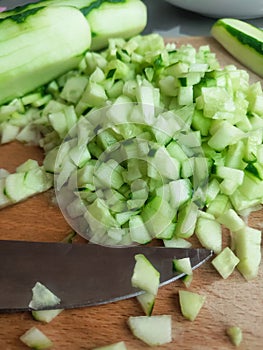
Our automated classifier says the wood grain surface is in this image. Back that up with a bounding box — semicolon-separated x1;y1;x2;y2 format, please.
0;37;262;350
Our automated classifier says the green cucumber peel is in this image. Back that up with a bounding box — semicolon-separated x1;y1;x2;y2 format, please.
215;19;263;55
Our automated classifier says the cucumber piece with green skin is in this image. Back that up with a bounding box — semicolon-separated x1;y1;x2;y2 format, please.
131;254;160;296
211;18;263;78
136;292;155;316
0;0;147;51
0;6;91;105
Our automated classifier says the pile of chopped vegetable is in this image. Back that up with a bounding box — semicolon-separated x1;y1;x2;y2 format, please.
0;30;262;349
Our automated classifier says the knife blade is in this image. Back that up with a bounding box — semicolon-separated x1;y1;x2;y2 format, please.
0;240;212;312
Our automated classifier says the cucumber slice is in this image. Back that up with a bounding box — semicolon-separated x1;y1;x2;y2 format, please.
211;18;263;78
127;315;172;346
20;327;53;349
178;290;206;321
131;254;160;296
211;247;240;279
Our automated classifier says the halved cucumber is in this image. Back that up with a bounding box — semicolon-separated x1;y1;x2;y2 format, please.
0;6;92;105
211;18;263;77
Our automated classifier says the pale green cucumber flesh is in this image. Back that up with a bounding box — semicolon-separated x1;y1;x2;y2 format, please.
127;315;172;346
179;290;206;321
20;327;53;349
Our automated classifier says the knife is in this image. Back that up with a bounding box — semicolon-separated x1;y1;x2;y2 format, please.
0;240;212;312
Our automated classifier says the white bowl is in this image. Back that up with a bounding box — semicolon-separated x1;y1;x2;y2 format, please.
164;0;263;19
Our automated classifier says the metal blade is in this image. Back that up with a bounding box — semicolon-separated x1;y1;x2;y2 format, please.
0;240;212;312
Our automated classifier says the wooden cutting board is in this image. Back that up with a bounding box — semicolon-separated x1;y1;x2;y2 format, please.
0;37;262;350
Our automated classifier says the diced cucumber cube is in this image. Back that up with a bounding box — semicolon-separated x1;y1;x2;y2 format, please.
206;194;232;217
179;290;206;321
208;121;244;151
195;216;222;254
136;292;155;316
173;257;193;276
155;222;176;240
212;247;240;279
141;196;175;237
163;237;192;248
175;200;199;238
32;309;63;323
231;225;261;280
127;315;172;346
129;215;152;244
29;282;61;310
217;209;245;232
131;254;160;296
20;327;53;349
169;178;192;209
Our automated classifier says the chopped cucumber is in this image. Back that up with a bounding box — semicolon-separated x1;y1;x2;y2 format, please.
216;208;245;232
20;327;53;349
163;237;192;248
29;282;61;310
182;274;193;288
127;315;172;346
92;341;127;350
32;309;63;323
226;326;243;347
131;254;160;296
231;225;261;280
211;18;263;77
195;215;222;254
173;257;193;276
211;247;240;279
179;290;206;321
136;292;155;316
4;164;53;203
0;30;262;284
